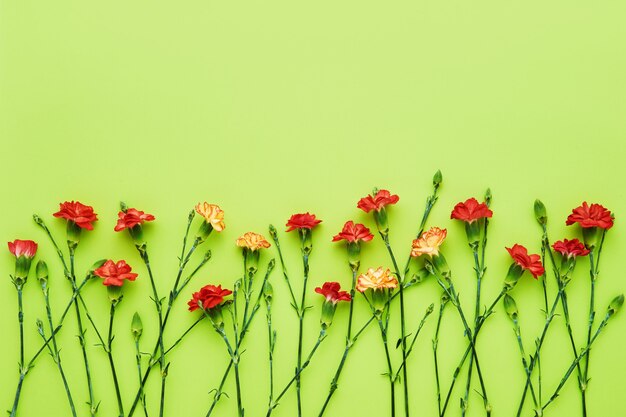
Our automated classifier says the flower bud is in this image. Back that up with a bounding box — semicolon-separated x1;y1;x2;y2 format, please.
484;188;492;207
534;200;547;226
433;170;443;188
503;294;518;320
608;294;624;317
36;260;49;286
120;201;128;212
263;281;273;302
268;224;278;242
131;312;143;341
411;267;431;284
504;263;524;291
426;303;435;315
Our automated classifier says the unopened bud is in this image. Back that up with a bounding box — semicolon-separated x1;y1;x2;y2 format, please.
534;200;547;225
608;294;624;316
36;260;49;285
131;312;143;340
503;294;518;320
484;188;492;207
263;281;273;302
433;170;443;187
504;263;524;291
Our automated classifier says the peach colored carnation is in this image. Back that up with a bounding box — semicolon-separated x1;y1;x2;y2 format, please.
356;267;397;292
236;232;271;251
195;202;225;232
411;227;447;257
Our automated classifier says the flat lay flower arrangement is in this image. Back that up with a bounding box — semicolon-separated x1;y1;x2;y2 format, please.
5;171;623;417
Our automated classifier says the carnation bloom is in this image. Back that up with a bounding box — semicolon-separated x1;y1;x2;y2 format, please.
411;227;447;258
93;260;138;286
114;208;155;232
315;282;352;304
506;244;545;279
566;202;613;230
332;221;374;243
285;212;322;232
53;201;98;230
356;267;398;292
450;198;493;223
552;238;590;259
187;284;232;311
8;239;38;259
357;189;399;213
195;203;225;232
236;232;271;251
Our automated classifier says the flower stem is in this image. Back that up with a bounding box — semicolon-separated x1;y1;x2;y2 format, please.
377;316;396;417
136;246;166;417
433;295;448;417
108;302;125;417
267;329;327;417
135;339;149;417
204;260;274;417
440;288;505;416
127;224;207;417
540;224;587;414
296;234;311;417
510;317;540;413
542;308;614;411
265;289;276;409
9;327;61;417
381;233;409;417
317;286;407;417
583;231;605;399
515;283;569;417
41;282;77;417
17;285;25;373
393;303;433;381
436;275;490;416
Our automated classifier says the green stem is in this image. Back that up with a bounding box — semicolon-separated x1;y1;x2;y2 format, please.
267;329;327;417
17;286;25;371
108;302;124;417
135;340;149;417
515;284;568;417
137;246;166;417
542;311;612;411
433;296;448;417
393;304;433;381
436;275;490;416
377;316;396;417
540;225;587;415
204;260;274;417
382;234;408;417
163;317;204;356
265;295;275;408
296;246;310;417
9;327;61;417
41;283;77;417
462;245;483;416
511;318;540;412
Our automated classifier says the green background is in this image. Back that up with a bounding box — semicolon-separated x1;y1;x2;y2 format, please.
1;1;625;416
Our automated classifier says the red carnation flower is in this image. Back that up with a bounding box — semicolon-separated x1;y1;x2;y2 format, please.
53;201;98;230
566;202;614;230
8;239;38;259
357;189;399;213
552;238;590;259
506;244;545;279
188;284;232;311
114;208;156;232
314;282;351;304
285;212;322;232
332;221;374;243
93;260;138;286
450;197;493;223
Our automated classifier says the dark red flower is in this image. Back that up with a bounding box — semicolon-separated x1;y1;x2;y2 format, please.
506;244;545;279
450;198;493;223
93;260;138;286
285;212;322;232
332;221;374;243
552;238;590;259
314;282;351;304
357;189;399;213
53;201;98;230
188;284;232;311
566;202;613;230
8;239;38;258
114;208;156;232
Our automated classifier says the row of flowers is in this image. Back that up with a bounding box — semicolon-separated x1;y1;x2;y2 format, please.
5;174;622;417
